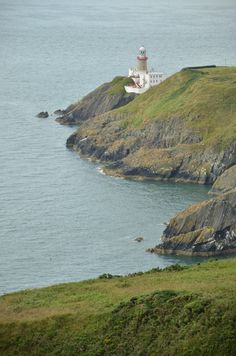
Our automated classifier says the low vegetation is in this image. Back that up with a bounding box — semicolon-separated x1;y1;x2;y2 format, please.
116;67;236;149
1;258;236;355
108;76;134;96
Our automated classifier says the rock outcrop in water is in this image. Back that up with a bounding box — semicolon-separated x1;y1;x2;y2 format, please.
148;164;236;256
148;188;236;256
56;76;136;125
37;111;49;118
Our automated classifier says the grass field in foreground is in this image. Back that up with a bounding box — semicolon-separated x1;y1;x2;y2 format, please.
0;258;236;355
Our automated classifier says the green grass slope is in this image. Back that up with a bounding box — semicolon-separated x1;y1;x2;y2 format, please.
71;67;236;183
108;76;134;95
117;67;236;149
1;259;236;355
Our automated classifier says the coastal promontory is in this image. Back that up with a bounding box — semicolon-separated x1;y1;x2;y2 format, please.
66;67;236;185
149;187;236;256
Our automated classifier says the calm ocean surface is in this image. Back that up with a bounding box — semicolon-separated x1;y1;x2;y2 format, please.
0;0;235;294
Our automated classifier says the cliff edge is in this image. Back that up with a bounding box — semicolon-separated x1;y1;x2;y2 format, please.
56;76;136;125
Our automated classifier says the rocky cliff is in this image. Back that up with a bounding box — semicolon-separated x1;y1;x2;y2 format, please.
56;76;136;125
148;164;236;256
148;188;236;256
210;165;236;195
67;67;236;184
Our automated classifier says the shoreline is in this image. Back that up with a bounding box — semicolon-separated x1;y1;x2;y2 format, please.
69;148;213;187
147;247;236;257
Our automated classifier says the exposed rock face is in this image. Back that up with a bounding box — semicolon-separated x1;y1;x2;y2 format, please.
54;109;66;116
67;113;236;184
56;77;136;125
210;165;236;195
148;189;236;256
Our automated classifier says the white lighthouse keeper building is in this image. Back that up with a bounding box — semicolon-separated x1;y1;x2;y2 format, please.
125;46;164;94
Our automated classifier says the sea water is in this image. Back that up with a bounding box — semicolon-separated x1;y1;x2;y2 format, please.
0;0;235;294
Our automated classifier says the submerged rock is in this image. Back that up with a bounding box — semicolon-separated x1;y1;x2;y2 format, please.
148;189;236;256
37;111;49;118
134;237;144;242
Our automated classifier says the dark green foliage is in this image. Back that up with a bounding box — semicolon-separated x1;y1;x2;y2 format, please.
99;264;187;280
82;291;236;356
98;273;121;279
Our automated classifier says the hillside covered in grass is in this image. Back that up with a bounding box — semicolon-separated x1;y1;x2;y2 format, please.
67;67;236;184
1;259;236;355
118;67;236;147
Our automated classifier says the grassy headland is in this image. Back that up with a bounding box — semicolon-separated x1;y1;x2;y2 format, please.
1;258;236;355
68;67;236;184
117;67;236;149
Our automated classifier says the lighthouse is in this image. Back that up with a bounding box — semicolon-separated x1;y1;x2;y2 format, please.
125;46;165;94
137;46;148;72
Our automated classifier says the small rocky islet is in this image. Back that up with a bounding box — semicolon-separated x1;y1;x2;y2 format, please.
55;66;236;256
36;111;49;118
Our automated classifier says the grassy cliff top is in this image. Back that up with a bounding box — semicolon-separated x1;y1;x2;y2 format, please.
107;75;134;95
1;258;236;355
116;66;236;149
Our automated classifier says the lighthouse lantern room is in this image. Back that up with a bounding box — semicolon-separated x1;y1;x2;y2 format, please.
125;46;164;94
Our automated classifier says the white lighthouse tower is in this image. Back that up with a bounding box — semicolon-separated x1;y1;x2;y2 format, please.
125;46;164;94
137;46;148;72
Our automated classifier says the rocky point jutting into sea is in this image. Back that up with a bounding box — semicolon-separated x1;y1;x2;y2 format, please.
55;66;236;256
148;186;236;257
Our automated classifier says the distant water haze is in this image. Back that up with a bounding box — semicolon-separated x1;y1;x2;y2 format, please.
0;0;235;294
